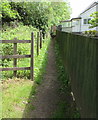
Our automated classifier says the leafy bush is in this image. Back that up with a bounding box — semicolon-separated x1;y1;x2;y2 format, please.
84;31;88;34
1;0;20;23
84;30;98;36
89;12;98;28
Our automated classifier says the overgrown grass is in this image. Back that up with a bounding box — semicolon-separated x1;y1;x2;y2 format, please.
1;24;39;79
2;78;36;118
52;41;80;118
1;25;50;118
1;24;38;40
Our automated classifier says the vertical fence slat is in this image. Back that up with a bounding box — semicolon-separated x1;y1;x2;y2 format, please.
13;38;17;77
31;32;34;81
56;30;97;118
40;30;42;49
37;32;39;56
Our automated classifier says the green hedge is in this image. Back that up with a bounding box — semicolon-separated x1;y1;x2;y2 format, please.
56;31;97;118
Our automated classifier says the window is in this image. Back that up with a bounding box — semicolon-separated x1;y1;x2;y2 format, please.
84;19;87;24
84;18;91;24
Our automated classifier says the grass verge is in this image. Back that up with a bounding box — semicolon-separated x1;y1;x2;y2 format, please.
2;78;35;118
2;25;50;118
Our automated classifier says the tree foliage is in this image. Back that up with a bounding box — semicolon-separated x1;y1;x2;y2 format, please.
1;0;71;31
89;12;98;28
1;0;20;23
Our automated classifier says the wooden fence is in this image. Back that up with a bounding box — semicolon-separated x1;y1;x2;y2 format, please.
0;31;43;80
56;30;97;118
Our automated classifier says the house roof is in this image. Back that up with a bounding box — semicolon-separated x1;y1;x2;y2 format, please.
71;17;81;20
60;1;98;23
60;20;71;23
60;17;81;23
79;1;98;15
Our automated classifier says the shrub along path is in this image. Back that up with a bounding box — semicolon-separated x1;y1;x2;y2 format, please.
23;39;77;118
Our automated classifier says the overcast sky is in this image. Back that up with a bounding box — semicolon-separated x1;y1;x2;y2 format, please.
68;0;96;18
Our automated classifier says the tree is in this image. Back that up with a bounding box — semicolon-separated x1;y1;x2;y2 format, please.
1;0;71;32
1;0;20;23
89;12;98;28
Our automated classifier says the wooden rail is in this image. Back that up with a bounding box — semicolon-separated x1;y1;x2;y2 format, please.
0;67;30;71
0;32;34;80
0;55;31;59
1;40;31;43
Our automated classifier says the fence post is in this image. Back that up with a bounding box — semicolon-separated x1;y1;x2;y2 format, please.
31;32;34;81
37;32;39;56
40;30;42;49
13;38;17;77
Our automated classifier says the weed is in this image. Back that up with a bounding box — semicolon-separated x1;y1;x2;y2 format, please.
52;41;81;118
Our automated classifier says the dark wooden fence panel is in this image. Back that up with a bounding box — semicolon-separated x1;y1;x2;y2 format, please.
56;30;97;118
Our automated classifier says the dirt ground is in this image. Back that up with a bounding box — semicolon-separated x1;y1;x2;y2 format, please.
24;39;76;118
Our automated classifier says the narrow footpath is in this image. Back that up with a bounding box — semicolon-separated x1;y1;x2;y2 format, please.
23;39;76;118
30;39;62;118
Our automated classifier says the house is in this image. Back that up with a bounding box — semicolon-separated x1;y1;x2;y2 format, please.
60;1;98;33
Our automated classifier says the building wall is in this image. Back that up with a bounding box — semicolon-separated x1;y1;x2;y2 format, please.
72;19;81;32
62;27;72;32
60;3;97;33
61;22;72;32
79;5;96;32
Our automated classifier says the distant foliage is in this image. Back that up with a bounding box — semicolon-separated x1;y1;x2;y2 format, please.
1;0;71;31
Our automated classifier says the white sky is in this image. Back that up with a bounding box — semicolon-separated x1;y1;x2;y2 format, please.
68;0;96;18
